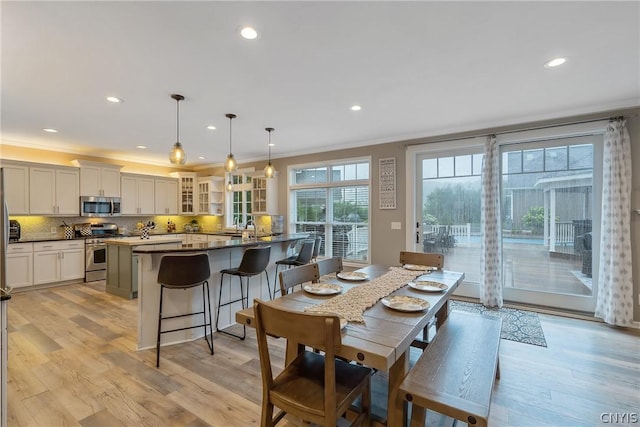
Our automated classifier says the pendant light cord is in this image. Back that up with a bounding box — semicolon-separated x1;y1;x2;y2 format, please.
229;116;232;154
176;99;180;142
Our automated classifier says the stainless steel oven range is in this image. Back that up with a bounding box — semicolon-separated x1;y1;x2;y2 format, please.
78;223;119;282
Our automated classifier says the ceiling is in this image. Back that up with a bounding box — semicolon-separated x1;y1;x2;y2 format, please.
2;1;639;168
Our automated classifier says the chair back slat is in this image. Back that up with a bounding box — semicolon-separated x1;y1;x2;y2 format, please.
238;245;271;274
255;299;341;355
399;251;444;270
315;256;343;278
279;263;320;295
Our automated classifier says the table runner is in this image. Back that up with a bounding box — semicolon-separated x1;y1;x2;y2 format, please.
305;267;421;323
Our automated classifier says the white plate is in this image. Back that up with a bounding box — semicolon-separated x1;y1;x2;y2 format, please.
408;280;448;292
381;295;430;312
303;283;343;295
403;264;438;272
337;271;369;281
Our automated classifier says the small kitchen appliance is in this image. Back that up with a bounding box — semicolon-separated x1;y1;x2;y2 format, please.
8;220;20;242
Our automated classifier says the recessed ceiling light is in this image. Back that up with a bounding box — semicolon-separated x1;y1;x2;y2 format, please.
351;105;362;111
106;96;123;103
43;128;58;133
207;125;216;130
135;145;147;149
198;156;205;160
240;26;258;40
268;143;275;147
544;57;567;68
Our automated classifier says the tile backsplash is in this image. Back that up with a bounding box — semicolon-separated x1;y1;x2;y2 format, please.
9;215;224;240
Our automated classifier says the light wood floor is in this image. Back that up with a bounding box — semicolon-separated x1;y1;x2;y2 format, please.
6;282;640;427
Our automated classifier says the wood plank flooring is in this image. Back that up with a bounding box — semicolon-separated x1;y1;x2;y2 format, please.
6;282;640;427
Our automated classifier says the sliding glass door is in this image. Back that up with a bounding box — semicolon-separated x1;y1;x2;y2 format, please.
408;127;603;313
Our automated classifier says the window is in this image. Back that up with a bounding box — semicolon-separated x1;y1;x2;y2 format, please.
226;172;252;227
290;159;370;263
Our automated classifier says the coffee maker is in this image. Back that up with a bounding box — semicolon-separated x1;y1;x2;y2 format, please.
9;220;20;242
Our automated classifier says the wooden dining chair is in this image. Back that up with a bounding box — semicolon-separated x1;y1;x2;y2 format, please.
399;251;444;270
278;262;320;296
314;256;343;280
400;251;445;350
253;299;372;427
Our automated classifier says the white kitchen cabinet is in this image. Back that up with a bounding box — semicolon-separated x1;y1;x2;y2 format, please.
249;173;278;215
60;241;85;281
33;241;85;285
2;163;29;215
121;174;155;215
155;178;178;215
7;243;33;288
170;172;197;215
197;176;224;215
29;166;79;215
73;160;122;197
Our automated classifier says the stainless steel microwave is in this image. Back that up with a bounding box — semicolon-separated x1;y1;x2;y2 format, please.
80;196;121;217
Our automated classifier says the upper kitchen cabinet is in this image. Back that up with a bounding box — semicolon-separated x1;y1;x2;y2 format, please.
1;162;29;214
249;172;278;214
155;178;178;215
197;176;224;216
29;165;79;215
73;160;122;197
170;172;197;215
121;173;155;215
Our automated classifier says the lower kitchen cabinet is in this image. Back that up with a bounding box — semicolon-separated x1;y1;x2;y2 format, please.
33;241;85;285
7;243;33;288
107;241;182;299
106;245;138;299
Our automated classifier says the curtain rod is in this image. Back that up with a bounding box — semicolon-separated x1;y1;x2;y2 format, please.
404;111;638;147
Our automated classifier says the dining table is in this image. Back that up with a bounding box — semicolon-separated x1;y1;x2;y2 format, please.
235;263;465;426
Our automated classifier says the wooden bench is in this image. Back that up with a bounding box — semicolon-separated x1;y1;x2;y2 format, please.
398;310;502;427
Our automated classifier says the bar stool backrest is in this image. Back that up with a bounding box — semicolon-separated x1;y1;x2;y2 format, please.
158;254;210;288
295;240;316;264
238;245;272;275
311;236;322;259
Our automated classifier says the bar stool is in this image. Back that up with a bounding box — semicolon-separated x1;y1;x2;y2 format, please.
216;245;271;340
272;239;315;298
311;236;322;262
156;253;213;368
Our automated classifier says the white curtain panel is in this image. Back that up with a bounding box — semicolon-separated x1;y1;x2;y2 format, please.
480;135;503;308
595;120;634;326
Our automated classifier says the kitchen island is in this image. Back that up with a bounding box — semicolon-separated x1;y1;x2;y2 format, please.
104;236;185;299
123;234;309;350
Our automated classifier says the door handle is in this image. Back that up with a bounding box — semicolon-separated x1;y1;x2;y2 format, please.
415;231;420;244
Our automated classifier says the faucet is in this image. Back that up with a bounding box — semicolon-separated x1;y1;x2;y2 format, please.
245;219;255;229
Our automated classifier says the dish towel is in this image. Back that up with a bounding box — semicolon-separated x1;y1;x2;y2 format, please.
305;267;419;323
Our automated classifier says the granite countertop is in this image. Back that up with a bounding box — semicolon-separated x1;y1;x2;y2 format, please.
132;233;309;254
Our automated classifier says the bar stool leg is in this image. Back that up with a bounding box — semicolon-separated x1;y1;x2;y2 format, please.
264;270;272;300
202;281;214;355
216;272;246;340
156;285;165;367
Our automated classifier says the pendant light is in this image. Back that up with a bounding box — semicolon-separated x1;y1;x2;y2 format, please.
224;113;238;172
264;127;276;178
169;94;186;165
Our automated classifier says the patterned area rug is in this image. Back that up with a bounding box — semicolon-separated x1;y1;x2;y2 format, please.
450;300;548;347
